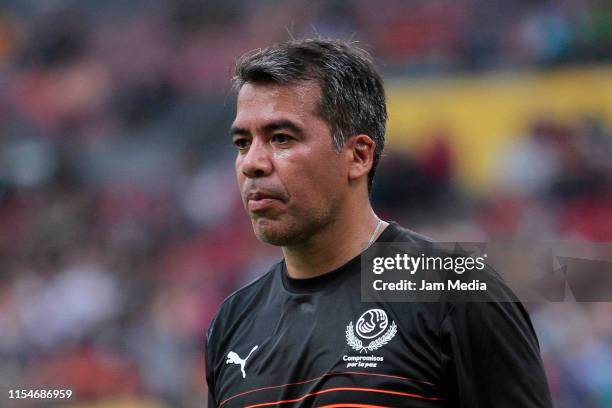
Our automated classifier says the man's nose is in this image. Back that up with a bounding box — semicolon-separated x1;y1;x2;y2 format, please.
240;139;273;178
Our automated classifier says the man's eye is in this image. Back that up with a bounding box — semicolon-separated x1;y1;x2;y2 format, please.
233;138;250;150
271;134;291;144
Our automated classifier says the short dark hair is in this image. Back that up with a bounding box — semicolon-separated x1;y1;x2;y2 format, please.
233;38;387;194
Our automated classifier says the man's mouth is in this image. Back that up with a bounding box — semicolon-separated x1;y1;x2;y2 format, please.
246;191;284;213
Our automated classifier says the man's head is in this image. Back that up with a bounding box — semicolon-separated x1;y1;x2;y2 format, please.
231;38;387;245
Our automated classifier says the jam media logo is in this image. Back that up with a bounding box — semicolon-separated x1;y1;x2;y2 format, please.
346;309;397;353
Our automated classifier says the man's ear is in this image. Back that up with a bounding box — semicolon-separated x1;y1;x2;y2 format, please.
345;134;376;183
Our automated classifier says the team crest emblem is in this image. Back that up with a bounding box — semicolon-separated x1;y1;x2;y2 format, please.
346;309;397;353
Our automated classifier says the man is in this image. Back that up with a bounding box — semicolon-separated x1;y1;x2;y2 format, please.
205;38;553;407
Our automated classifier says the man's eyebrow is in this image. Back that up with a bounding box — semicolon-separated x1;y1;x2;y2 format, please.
229;126;250;138
261;120;303;135
230;120;303;138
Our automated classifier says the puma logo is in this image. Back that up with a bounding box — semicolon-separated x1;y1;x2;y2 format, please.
226;345;258;378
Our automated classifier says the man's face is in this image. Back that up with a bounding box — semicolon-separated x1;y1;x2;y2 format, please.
231;81;347;245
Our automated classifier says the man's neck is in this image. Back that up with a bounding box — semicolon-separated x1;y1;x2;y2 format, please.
282;208;388;280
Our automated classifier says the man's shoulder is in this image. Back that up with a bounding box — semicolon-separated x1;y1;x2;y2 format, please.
383;221;435;246
216;260;281;312
206;260;281;342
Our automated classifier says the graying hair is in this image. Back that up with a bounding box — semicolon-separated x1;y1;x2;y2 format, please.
233;38;387;194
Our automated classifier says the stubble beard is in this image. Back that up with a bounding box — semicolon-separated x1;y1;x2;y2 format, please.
251;202;338;247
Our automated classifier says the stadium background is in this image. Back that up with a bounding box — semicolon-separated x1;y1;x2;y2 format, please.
0;0;611;407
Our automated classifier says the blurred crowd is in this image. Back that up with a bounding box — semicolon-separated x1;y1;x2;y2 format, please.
0;0;611;407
